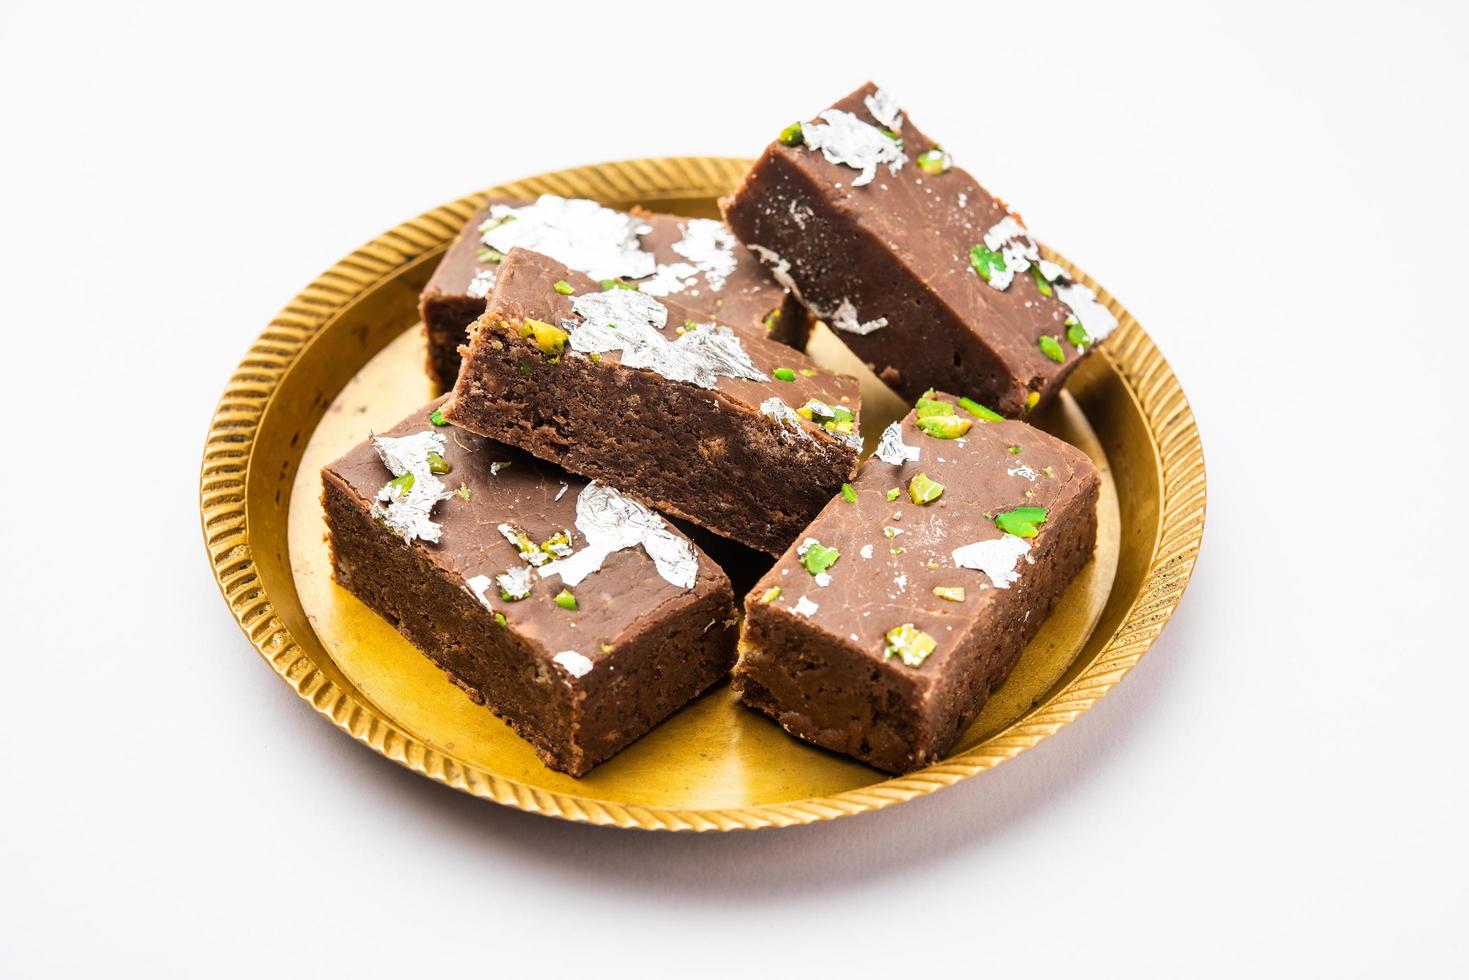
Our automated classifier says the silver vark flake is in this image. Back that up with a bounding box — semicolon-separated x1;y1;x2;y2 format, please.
538;482;698;590
863;88;905;131
760;396;814;442
370;430;454;544
873;422;921;465
480;195;655;282
798;109;907;187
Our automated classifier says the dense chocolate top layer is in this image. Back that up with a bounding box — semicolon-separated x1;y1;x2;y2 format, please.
458;248;860;448
738;81;1100;388
322;398;728;672
424;196;792;330
751;392;1097;687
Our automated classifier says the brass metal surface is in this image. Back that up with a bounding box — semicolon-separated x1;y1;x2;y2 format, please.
200;157;1205;830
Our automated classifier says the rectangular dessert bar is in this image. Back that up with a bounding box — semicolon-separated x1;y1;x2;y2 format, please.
442;247;863;555
734;391;1099;773
722;82;1119;416
420;194;811;391
322;397;738;776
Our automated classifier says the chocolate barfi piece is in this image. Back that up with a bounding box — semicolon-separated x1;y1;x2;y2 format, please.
442;248;862;555
322;397;737;776
420;195;811;391
734;391;1099;772
722;82;1119;415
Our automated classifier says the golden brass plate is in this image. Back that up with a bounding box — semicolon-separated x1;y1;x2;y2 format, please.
200;157;1205;831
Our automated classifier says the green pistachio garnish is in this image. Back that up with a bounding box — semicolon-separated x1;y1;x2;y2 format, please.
886;488;900;503
387;472;414;497
539;531;571;556
916;147;950;175
917;415;972;439
1043;466;1055;478
554;588;578;611
1066;317;1090;349
883;525;901;538
969;243;1006;283
915;396;954;419
553;279;574;296
799;542;840;576
426;451;450;475
908;472;945;505
994;505;1049;538
454;483;472;501
933;586;966;603
500;581;530;602
799;368;818;377
1030;264;1054;297
762;307;782;332
891;546;905;555
884;624;937;668
773;367;796;382
429;408;448;426
493;612;507;627
1025;391;1040;413
477;246;505;264
479;214;515;234
600;642;614;654
520;318;568;356
518;361;534;376
599;278;639;291
1008;445;1022;455
588;351;602;364
759;586;782;604
1038;335;1065;363
957;396;1003;422
779;122;804;146
840;483;858;503
878;127;903;147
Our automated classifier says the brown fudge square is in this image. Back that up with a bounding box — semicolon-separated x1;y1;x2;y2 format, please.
442;248;862;555
420;195;811;391
722;82;1119;415
322;397;738;776
734;392;1099;773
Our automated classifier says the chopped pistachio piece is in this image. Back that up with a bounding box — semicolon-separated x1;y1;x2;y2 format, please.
773;367;796;382
969;243;1006;283
957;396;1003;422
426;451;450;475
762;307;782;332
386;472;414;497
554;588;578;611
599;278;639;291
840;483;858;504
917;414;972;439
428;408;448;426
553;279;574;296
994;505;1049;538
493;612;507;627
886;488;900;502
1066;317;1090;348
588;351;602;364
799;368;818;377
908;472;945;505
759;586;782;604
1008;445;1022;455
520;318;568;356
1043;466;1055;478
1038;335;1065;363
798;541;841;576
454;482;472;501
915;396;954;419
779;121;805;146
600;642;614;654
933;586;966;602
1030;264;1054;297
477;246;505;263
916;147;951;175
1025;391;1040;413
884;623;937;668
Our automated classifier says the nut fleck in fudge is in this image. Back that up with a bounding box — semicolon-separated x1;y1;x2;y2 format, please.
322;397;738;776
420;195;811;391
722;82;1118;415
442;248;862;555
735;391;1099;773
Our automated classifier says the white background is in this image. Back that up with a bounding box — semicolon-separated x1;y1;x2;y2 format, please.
2;1;1465;976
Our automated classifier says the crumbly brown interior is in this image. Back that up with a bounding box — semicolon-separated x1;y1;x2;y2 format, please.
422;293;487;393
445;323;854;555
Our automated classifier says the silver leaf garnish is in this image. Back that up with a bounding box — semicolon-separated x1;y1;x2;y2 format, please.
639;219;737;296
480;195;654;282
747;245;884;336
980;216;1040;291
976;220;1118;343
863;88;904;131
951;534;1031;589
553;650;594;678
793;595;819;618
826;298;888;336
370;430;454;544
538;483;697;591
1054;281;1119;343
874;422;920;466
798;109;907;187
495;564;534;600
760;396;813;442
1008;463;1039;482
498;522;549;566
566;290;767;389
466;574;495;608
746;244;804;302
465;267;497;299
860;544;874;560
554;482;569;501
